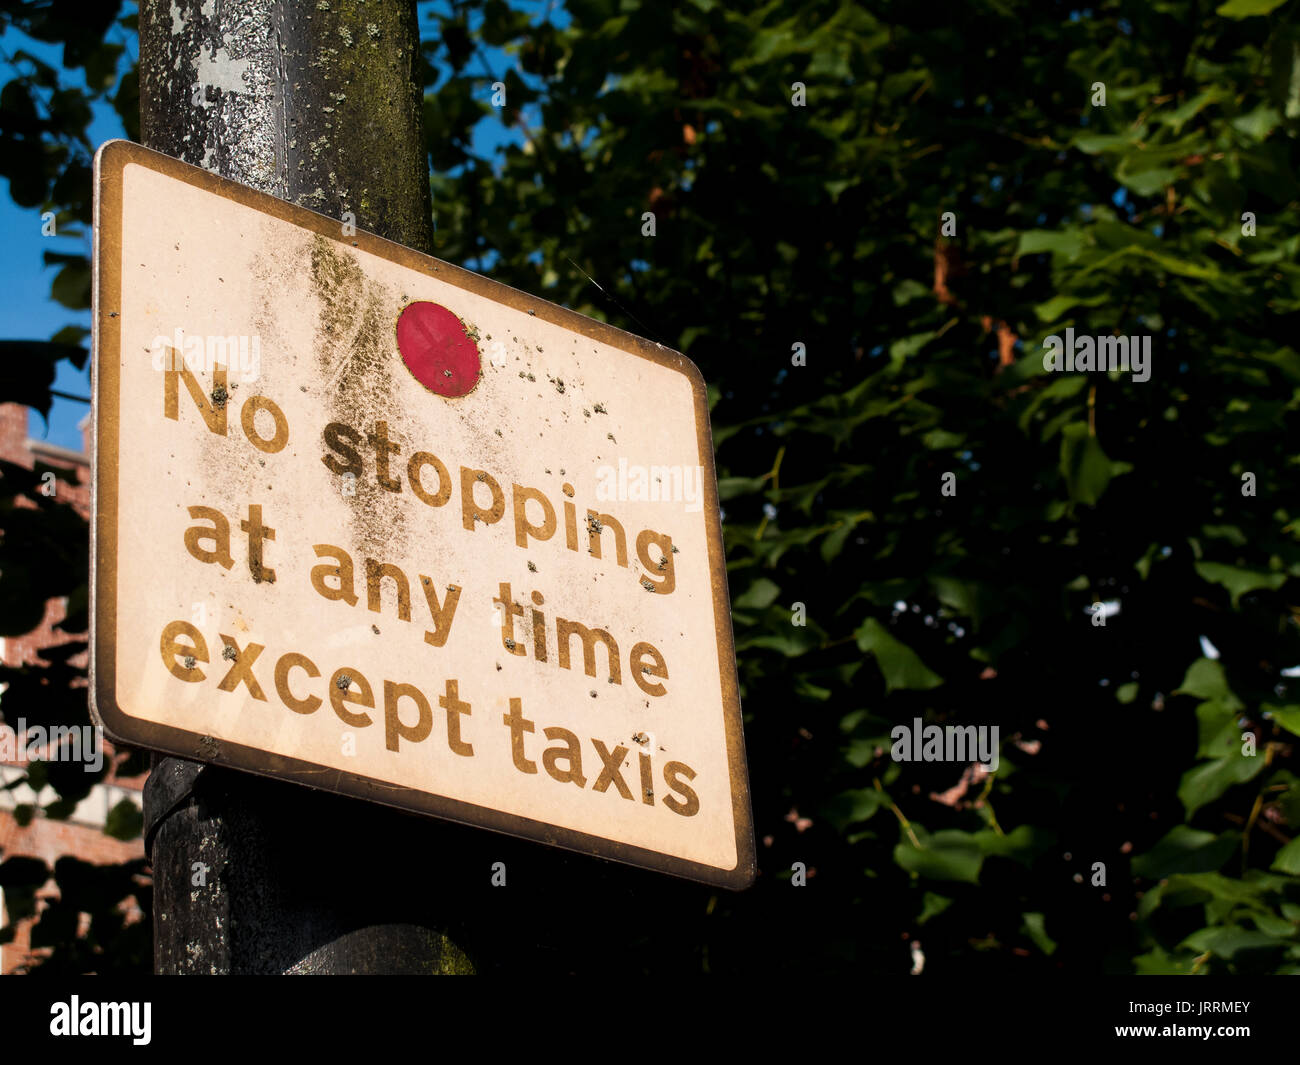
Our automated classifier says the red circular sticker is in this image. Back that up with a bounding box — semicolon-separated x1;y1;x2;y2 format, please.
396;301;481;398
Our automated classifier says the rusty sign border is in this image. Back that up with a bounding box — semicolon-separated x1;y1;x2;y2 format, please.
90;140;756;890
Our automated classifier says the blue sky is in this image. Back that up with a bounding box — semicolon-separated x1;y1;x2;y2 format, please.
0;0;562;451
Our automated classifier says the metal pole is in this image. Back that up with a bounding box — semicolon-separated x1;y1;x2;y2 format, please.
136;0;467;974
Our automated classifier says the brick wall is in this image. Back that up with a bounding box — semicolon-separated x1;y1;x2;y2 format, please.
0;404;29;462
0;402;147;975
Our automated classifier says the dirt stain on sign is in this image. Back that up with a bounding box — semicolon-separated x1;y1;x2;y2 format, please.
309;235;409;559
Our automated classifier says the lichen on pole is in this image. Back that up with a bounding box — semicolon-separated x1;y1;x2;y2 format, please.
138;0;434;252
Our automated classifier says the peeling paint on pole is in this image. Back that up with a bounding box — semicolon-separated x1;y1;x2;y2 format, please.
139;0;433;251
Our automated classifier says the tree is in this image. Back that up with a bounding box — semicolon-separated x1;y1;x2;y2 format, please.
421;0;1300;975
0;0;148;974
4;0;1300;974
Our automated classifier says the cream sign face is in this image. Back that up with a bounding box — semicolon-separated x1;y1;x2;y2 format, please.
91;141;754;889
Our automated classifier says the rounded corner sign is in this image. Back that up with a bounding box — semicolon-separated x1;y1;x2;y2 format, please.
90;141;755;890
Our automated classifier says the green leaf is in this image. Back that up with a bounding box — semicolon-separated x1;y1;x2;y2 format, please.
717;475;767;500
928;576;982;628
1175;657;1240;704
1073;133;1134;154
1264;704;1300;739
1159;88;1222;133
1178;749;1268;817
974;824;1046;864
1163;871;1272;907
1249;911;1296;937
1194;561;1286;606
1131;825;1237;878
1020;911;1057;955
84;42;124;91
1135;247;1222;279
1257;347;1300;383
733;577;780;610
844;738;879;768
824;787;886;830
820;512;865;563
1217;0;1289;17
892;279;930;306
1017;229;1085;261
104;799;143;841
1271;836;1300;875
1133;945;1199;974
917;892;953;925
854;618;943;692
920;428;965;449
894;830;983;884
49;326;90;367
1059;422;1124;505
1033;292;1108;322
823;177;854;202
1196;700;1241;758
1017;374;1088;435
50;259;91;310
889;332;934;369
734;626;822;657
1181;925;1283;959
1231;104;1282;140
1119;168;1178;197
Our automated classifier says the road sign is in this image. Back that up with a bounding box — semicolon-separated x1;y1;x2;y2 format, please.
90;140;755;889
